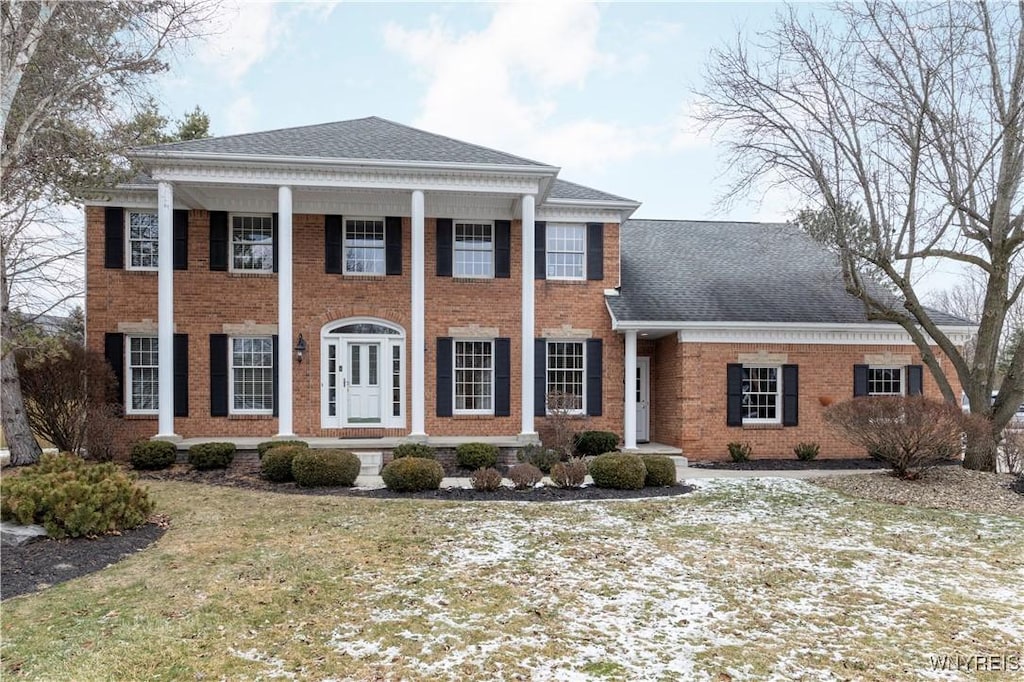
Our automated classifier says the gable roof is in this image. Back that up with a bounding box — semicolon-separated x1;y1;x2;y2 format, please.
607;219;973;327
135;116;552;168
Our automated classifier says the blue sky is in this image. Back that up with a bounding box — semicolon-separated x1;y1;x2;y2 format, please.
154;1;793;222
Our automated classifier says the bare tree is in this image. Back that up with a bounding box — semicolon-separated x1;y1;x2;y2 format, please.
699;1;1024;471
1;0;215;465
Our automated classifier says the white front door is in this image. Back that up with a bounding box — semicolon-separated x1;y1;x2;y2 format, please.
636;357;650;443
345;341;382;424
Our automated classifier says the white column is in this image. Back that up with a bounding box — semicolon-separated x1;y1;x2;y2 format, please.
276;186;295;437
520;194;537;439
623;330;638;450
410;189;426;438
155;181;177;439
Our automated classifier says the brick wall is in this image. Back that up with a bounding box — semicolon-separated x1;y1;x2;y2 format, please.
651;339;962;460
85;206;624;443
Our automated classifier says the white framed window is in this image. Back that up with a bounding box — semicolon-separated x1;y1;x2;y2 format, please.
546;224;586;280
231;214;274;272
126;336;159;414
454;340;494;414
230;336;274;414
546;340;585;414
742;365;780;424
126;211;159;270
344;217;385;274
868;366;903;395
454;221;494;277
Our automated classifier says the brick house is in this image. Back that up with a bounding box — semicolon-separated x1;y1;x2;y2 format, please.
86;117;972;461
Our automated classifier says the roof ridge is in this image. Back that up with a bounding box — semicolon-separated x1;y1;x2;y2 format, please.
368;117;553;167
628;218;790;226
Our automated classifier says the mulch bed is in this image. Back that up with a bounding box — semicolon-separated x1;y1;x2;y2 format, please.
137;463;695;501
690;457;891;471
1;523;166;601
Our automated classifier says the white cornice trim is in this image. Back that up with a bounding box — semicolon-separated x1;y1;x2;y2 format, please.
608;318;974;346
132;149;560;176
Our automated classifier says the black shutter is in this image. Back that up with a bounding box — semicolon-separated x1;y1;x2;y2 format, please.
173;209;189;270
726;364;744;426
272;335;279;416
494;220;511;278
104;333;124;406
173;333;189;417
907;365;923;396
104;207;124;269
782;364;798;426
325;215;344;274
271;213;279;274
436;337;453;417
385;216;402;275
209;211;228;271
494;338;511;416
534;338;547;416
586;338;603;416
853;364;869;397
534;221;546;280
436;218;453;277
210;334;228;416
586;222;604;281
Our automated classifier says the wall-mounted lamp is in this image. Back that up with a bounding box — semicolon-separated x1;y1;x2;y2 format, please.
295;333;307;363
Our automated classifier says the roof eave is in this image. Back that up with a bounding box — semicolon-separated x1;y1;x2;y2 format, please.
129;149;561;177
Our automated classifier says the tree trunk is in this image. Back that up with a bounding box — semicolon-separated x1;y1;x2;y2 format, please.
962;420;998;472
1;348;41;465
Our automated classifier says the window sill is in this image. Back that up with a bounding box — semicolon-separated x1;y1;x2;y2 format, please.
124;269;158;275
542;278;589;285
452;413;497;420
452;276;495;282
343;273;387;280
227;414;275;420
124;413;158;420
741;422;784;430
228;271;275;278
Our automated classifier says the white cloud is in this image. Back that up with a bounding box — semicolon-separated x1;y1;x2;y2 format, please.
224;93;257;134
196;1;278;83
384;3;709;177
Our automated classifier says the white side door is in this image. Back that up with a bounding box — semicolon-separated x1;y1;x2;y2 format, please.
636;357;650;443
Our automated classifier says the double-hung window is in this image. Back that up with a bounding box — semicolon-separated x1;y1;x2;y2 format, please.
454;221;493;277
546;341;585;413
127;211;159;270
231;214;274;272
867;367;903;395
546;224;586;280
742;365;780;424
454;340;493;413
230;337;274;413
344;218;385;274
127;336;159;413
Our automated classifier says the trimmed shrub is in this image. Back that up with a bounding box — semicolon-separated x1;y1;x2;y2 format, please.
508;463;543;489
292;449;361;487
794;442;820;461
256;440;308;459
261;445;306;483
0;453;153;539
456;442;499;470
550;458;588;488
642;455;677;487
130;441;177;470
517;444;561;473
469;467;503;492
381;457;445;492
391;443;437;460
825;397;965;478
574;431;619;458
589;453;646;490
728;441;752;463
188;442;236;470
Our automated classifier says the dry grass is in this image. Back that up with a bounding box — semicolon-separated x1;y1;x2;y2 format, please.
2;478;1022;681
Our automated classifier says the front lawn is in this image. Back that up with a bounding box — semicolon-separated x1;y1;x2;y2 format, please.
2;479;1021;681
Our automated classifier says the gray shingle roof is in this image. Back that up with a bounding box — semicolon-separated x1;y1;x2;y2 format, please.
607;220;973;326
134;116;552;167
549;178;637;203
